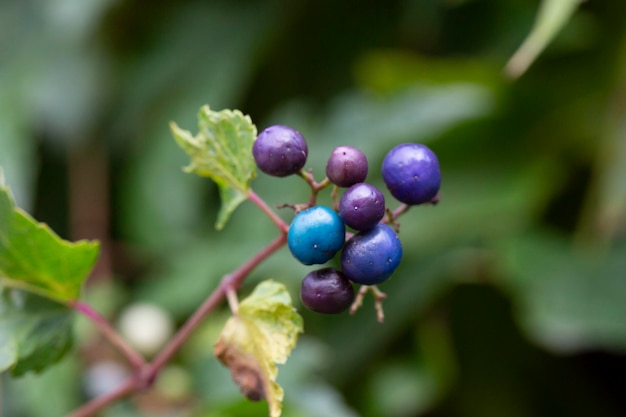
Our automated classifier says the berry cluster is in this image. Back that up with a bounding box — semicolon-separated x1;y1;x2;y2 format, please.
252;125;441;316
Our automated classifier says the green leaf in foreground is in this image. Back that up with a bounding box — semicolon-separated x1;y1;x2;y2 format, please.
170;106;257;229
0;287;74;376
0;182;99;302
505;0;584;78
214;280;303;417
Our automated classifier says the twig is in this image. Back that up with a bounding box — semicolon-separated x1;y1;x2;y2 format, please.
145;233;287;378
248;189;289;233
66;233;288;417
69;301;146;371
66;377;137;417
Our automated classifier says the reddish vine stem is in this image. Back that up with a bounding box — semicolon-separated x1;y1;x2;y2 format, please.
69;300;146;371
146;232;287;378
248;189;289;233
67;233;288;417
66;378;137;417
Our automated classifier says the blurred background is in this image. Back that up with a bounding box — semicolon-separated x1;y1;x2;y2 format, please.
2;0;626;416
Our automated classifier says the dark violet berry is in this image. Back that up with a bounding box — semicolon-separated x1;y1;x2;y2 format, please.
382;143;441;205
300;267;355;314
339;183;385;231
340;224;402;285
288;206;346;265
253;125;308;177
325;146;368;187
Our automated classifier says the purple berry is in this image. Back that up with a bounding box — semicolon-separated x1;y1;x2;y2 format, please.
325;146;368;187
382;143;441;205
300;268;355;314
340;224;402;285
339;183;385;231
253;125;308;177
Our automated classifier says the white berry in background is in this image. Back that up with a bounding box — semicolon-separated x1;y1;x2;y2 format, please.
117;302;174;356
83;361;129;399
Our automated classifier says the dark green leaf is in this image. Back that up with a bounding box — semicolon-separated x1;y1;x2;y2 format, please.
498;234;626;352
0;287;74;376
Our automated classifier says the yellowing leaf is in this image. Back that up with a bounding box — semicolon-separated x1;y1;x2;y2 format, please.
214;280;303;417
170;106;257;229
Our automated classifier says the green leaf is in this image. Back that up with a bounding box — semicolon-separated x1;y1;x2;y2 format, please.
214;280;303;417
170;106;257;229
0;181;99;302
0;287;74;376
498;234;626;352
505;0;584;78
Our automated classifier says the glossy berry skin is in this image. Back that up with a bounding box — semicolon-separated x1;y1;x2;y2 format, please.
300;267;355;314
288;206;346;265
382;143;441;205
325;146;368;187
340;223;402;285
253;125;308;177
339;183;385;231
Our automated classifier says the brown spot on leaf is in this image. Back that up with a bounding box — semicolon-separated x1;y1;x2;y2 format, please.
214;338;266;402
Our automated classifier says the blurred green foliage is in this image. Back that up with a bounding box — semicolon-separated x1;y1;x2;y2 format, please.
2;0;626;416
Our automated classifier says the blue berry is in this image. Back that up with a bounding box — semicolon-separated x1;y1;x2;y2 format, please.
340;224;402;285
300;268;354;314
339;183;385;231
382;143;441;205
288;206;346;265
325;146;368;187
253;125;308;177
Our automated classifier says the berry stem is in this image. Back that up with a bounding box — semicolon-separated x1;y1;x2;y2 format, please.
226;287;240;314
392;203;410;218
297;169;333;207
371;286;388;323
248;189;289;233
349;285;387;323
68;300;146;371
384;204;410;232
330;185;340;211
349;285;369;315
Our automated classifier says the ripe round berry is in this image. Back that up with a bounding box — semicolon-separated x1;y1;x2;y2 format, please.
340;223;402;285
339;183;385;231
253;125;308;177
288;206;346;265
325;146;368;187
300;267;355;314
382;143;441;205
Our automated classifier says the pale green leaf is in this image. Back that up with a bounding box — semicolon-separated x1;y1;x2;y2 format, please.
505;0;584;78
170;106;257;229
0;180;99;302
215;280;303;417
